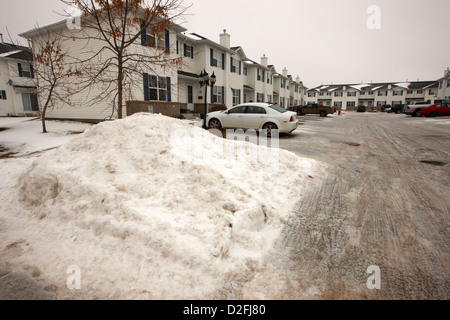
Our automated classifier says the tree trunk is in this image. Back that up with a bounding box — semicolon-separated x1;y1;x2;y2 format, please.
117;57;123;119
41;85;54;133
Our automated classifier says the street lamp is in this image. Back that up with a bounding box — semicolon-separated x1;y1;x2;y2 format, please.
198;69;216;129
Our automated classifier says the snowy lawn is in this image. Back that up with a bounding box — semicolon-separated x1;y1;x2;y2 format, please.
0;117;93;157
0;113;324;299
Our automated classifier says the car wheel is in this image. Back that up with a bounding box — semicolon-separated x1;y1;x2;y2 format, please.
262;122;278;137
412;110;419;117
297;110;303;116
430;111;439;117
208;118;222;129
320;111;327;117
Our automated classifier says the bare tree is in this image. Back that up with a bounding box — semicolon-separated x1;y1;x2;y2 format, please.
61;0;188;119
33;30;82;133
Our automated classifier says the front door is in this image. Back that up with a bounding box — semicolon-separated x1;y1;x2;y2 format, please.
187;85;194;111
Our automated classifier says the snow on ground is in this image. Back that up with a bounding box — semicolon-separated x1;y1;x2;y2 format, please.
0;117;93;157
0;113;323;299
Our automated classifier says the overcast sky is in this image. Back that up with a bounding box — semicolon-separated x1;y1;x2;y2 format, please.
1;0;449;88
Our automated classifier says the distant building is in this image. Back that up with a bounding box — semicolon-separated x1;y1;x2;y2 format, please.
0;34;38;116
437;68;450;99
306;80;439;109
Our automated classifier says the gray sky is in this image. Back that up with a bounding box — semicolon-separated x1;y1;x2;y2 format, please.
1;0;449;88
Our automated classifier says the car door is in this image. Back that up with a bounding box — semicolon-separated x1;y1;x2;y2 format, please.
243;106;267;129
221;105;247;128
440;103;450;116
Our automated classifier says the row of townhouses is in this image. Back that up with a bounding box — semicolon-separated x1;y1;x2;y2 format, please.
305;80;441;109
1;11;449;120
2;17;308;121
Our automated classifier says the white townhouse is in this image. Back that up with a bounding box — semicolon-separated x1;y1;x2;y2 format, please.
437;68;450;99
241;54;274;105
306;80;439;109
20;14;186;122
175;30;245;111
0;36;38;116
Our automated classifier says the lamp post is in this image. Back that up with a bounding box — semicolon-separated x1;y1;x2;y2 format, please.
198;69;216;129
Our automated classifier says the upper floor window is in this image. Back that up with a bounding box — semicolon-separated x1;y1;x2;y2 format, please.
210;49;224;69
18;63;34;78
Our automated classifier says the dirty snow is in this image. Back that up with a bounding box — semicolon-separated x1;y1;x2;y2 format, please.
0;113;322;299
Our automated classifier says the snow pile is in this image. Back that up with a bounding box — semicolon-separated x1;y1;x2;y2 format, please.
9;113;320;299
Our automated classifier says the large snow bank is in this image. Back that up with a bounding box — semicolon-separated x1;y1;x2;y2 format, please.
5;113;320;299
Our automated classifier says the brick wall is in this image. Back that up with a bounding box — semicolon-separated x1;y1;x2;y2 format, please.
126;101;185;118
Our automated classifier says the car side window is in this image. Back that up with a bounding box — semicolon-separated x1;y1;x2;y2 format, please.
246;106;267;114
228;106;247;114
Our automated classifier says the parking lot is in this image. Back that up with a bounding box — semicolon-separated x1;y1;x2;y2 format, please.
241;111;450;299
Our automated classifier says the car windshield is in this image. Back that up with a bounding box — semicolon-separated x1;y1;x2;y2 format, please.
269;105;287;113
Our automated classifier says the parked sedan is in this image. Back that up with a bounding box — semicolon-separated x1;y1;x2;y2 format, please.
419;103;450;117
206;103;298;135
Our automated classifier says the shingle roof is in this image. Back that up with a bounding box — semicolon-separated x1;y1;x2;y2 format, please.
0;43;33;61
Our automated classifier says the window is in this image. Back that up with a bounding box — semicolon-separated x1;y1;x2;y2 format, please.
246;106;266;114
319;92;324;96
143;74;170;102
211;49;224;69
280;97;285;107
360;92;366;96
347;101;355;107
22;93;39;111
347;92;356;97
228;106;246;114
257;93;264;103
148;75;167;101
183;44;194;59
407;90;413;94
447;78;450;88
367;91;374;95
308;92;316;97
230;58;239;73
243;67;248;76
377;101;387;106
378;91;387;96
428;89;436;95
281;79;286;88
257;69;261;81
212;86;223;103
417;90;423;94
0;90;6;100
262;70;265;82
18;63;33;78
232;88;241;105
267;73;271;84
393;90;403;96
267;95;272;103
141;30;169;52
269;105;287;113
333;101;342;107
334;92;343;97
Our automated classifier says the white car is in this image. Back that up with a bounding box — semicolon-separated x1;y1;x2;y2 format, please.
206;103;298;135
